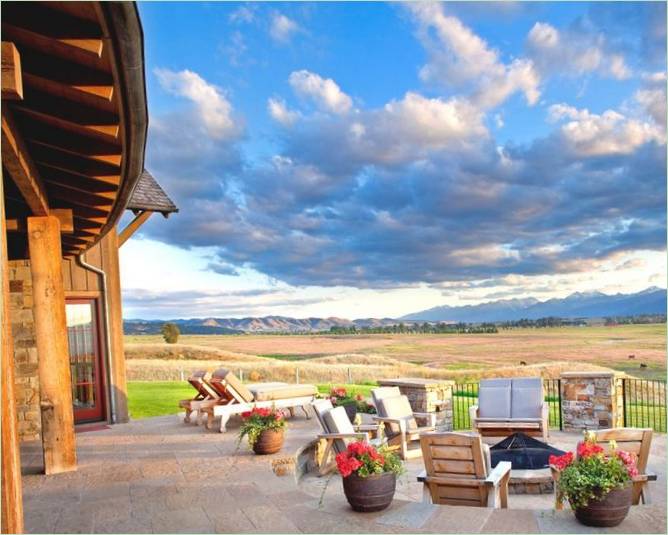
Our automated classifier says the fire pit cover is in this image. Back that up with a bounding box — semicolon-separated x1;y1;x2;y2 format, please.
490;432;565;470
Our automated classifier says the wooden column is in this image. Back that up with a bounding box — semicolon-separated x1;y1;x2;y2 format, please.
100;228;128;422
27;216;77;474
1;171;24;533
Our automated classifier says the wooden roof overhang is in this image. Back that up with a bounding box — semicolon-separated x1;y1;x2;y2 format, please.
1;1;147;260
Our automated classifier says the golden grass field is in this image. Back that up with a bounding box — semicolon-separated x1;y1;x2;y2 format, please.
124;324;666;383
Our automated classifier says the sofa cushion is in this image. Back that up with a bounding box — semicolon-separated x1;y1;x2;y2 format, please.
511;384;542;418
512;377;541;389
252;384;317;401
378;395;418;435
478;383;511;418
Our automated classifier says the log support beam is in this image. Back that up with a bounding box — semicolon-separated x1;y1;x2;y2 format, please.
118;210;151;247
27;216;77;475
2;42;23;100
1;169;25;534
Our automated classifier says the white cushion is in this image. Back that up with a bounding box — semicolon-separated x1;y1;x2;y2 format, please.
478;385;511;418
379;395;418;435
511;386;542;418
312;399;334;432
372;387;402;414
323;406;355;453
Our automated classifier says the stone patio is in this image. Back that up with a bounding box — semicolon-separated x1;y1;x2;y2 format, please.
20;412;666;534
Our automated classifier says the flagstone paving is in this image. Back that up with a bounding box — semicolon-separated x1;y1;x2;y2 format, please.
20;413;666;534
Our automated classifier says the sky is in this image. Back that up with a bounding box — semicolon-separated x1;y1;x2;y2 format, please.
121;1;667;320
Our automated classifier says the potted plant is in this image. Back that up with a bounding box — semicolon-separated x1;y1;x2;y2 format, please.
335;441;404;512
238;407;286;455
550;431;638;527
329;386;359;423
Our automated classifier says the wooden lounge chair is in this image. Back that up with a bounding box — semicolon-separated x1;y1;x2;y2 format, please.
178;370;221;424
373;392;436;459
470;378;549;440
200;368;317;432
313;401;386;476
551;427;656;509
418;431;511;508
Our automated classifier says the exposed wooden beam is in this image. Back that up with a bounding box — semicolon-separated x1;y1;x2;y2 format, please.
1;42;23;100
7;208;73;233
31;143;120;177
45;185;114;210
34;165;120;188
1;110;49;215
1;168;25;534
27;216;77;475
118;210;152;247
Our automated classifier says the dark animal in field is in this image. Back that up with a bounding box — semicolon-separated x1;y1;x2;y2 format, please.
640;363;648;368
628;355;636;359
520;361;527;366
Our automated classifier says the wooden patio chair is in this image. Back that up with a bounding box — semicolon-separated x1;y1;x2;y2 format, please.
313;403;386;476
551;427;656;509
373;393;436;459
418;431;511;508
178;370;221;424
200;368;317;432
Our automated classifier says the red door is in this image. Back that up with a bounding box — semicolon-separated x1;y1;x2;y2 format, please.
66;299;106;423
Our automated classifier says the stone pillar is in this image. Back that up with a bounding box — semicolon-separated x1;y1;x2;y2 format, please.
377;378;454;429
560;372;618;431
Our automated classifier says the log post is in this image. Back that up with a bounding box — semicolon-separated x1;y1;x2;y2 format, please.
27;216;77;474
1;170;24;533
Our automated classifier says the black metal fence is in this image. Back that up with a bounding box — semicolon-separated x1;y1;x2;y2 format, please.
452;379;562;431
621;379;666;432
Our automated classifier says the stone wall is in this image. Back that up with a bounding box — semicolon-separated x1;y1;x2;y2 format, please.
560;371;617;430
378;378;454;429
8;260;41;441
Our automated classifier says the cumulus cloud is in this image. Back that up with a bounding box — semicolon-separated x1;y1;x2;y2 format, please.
269;12;300;43
406;2;540;108
267;97;300;126
527;21;631;79
288;70;353;114
154;68;239;140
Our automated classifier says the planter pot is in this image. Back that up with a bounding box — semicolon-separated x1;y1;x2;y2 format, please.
252;429;284;455
343;403;358;424
342;471;396;512
573;485;632;527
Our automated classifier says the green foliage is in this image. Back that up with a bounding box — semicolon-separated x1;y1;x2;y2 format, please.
161;322;180;344
559;454;631;509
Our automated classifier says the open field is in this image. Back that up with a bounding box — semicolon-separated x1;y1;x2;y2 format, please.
125;324;666;381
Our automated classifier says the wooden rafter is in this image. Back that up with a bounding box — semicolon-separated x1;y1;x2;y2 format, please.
118;210;153;247
1;42;23;100
7;208;73;233
1;109;49;215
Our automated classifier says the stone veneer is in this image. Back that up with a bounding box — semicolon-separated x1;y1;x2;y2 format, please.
8;260;41;441
560;371;618;430
377;378;454;429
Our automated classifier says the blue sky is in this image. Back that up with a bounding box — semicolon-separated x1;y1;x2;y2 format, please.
121;1;666;319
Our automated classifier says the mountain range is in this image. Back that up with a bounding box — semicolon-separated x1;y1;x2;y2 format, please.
123;287;666;334
400;287;667;322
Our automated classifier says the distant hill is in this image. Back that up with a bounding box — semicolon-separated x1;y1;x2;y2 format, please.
123;316;404;335
401;287;667;322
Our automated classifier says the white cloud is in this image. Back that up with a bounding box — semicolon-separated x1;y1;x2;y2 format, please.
154;68;238;140
267;98;300;126
549;104;664;156
288;70;353;114
228;5;255;24
634;72;667;127
527;22;631;80
270;12;299;43
406;2;540;109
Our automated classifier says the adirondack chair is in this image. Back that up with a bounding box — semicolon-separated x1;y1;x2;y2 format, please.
418;432;512;508
470;378;549;440
551;427;656;509
313;401;386;475
178;370;221;424
373;392;436;459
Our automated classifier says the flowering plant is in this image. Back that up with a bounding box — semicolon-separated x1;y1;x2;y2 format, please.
551;431;638;509
237;406;286;448
335;442;404;479
329;387;377;414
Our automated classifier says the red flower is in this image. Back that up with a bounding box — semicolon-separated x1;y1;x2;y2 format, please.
616;450;639;477
549;451;574;470
577;441;604;458
241;411;252;419
335;451;362;477
356;394;364;401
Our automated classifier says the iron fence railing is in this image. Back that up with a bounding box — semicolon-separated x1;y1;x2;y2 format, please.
622;379;666;433
452;379;562;431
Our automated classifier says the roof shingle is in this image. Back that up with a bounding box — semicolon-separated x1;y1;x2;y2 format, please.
126;169;178;216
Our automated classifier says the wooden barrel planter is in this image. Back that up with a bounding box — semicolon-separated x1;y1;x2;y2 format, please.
342;471;396;512
573;485;632;527
252;429;284;455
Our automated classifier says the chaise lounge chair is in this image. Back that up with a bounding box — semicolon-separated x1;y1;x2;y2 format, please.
470;377;549;440
372;389;436;459
313;400;386;475
178;370;222;424
418;431;511;508
551;427;656;509
200;368;317;432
